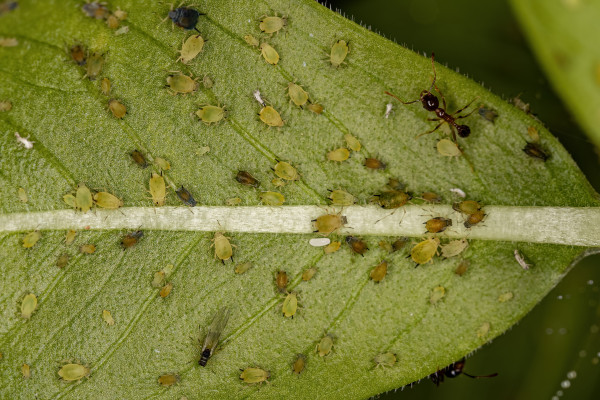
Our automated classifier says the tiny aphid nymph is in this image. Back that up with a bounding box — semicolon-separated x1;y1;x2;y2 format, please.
80;244;96;254
149;173;166;206
85;53;104;80
159;282;173;298
374;352;397;368
275;270;288;293
328;189;355;205
370;261;388;282
344;133;361;151
244;34;259;47
21;293;37;319
58;363;89;381
302;268;317;281
236;171;260;188
430;285;446;304
108;99;127;119
324;241;341;254
75;183;93;213
288;82;309;107
176;186;197;206
158;373;179;387
346;236;368;255
166;73;198;94
313;213;347;235
102;309;115;325
282;292;298;318
260;191;285;206
69;44;86;65
260;42;280;65
464;209;485;228
121;230;143;249
317;334;334;357
130;150;148;168
373;190;411;209
437;139;462;157
93;191;123;209
365;157;386;170
327;148;350;162
441;239;468;258
330;40;349;67
425;217;452;234
212;232;233;262
452;200;482;215
177;34;205;64
22;231;41;249
196;104;225;125
240;367;270;384
523;142;549;161
259;106;284;127
100;78;111;95
56;253;69;268
307;103;324;114
199;307;231;366
292;354;306;375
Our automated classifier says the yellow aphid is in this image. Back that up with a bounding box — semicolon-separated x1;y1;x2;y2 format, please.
149;173;166;206
327;148;350;162
288;82;309;107
344;133;361;151
441;239;468;258
76;183;93;213
93;191;123;209
18;187;27;202
154;157;171;170
22;231;41;248
152;270;166;287
317;334;334;357
330;40;349;67
272;177;286;187
282;292;298;318
80;244;96;254
158;373;179;386
160;282;173;298
411;238;440;265
370;261;388;282
328;189;354;205
108;99;126;119
85;53;104;80
212;232;233;262
22;363;31;379
240;367;270;384
196;104;226;125
235;262;252;274
177;34;205;64
430;286;445;304
244;34;259;47
260;191;285;206
260;42;279;65
102;309;115;325
202;75;213;88
65;230;77;245
63;194;76;208
373;352;397;368
498;292;514;303
100;78;111;95
58;363;89;381
421;191;441;203
166;73;198;94
477;322;491;338
292;354;307;375
21;293;37;319
307;103;324;114
259;15;286;34
324;241;341;254
302;268;317;281
314;213;347;235
273;161;298;180
56;253;69;268
436;139;462;157
259;106;284;127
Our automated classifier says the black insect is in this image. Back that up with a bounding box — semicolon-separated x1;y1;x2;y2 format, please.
168;6;204;33
429;358;497;386
199;307;231;367
385;53;477;142
176;185;197;207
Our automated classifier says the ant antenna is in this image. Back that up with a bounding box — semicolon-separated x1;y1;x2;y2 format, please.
463;372;498;379
428;52;437;92
384;91;419;105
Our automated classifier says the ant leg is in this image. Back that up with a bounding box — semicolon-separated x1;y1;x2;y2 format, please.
452;97;479;117
416;121;444;138
433;84;447;110
385;91;419;105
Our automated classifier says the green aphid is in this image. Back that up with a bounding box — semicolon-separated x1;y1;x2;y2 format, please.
212;232;233;262
149;173;166;206
235;262;252;274
75;183;93;213
292;354;307;375
196;104;226;125
287;82;308;107
316;333;334;357
177;34;205;64
344;133;361;151
282;292;298;318
260;191;285;206
166;73;198;94
240;367;270;384
56;253;69;268
202;75;213;88
437;139;462;157
85;53;104;80
430;285;446;304
158;373;178;386
259;15;286;34
259;106;284;127
65;229;77;245
330;40;349;67
244;34;259;47
93;191;123;209
373;352;397;368
18;187;27;203
373;190;411;209
20;293;37;319
260;43;279;65
273;161;298;180
452;200;482;215
307;103;323;114
58;363;89;381
328;189;355;205
22;231;41;248
441;239;468;258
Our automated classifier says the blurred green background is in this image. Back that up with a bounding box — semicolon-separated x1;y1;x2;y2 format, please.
325;0;600;399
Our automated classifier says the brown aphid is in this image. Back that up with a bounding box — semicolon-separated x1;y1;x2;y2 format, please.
100;78;111;95
56;253;69;268
422;192;441;203
346;236;368;255
106;14;120;29
392;237;409;251
523;142;549;161
379;240;393;252
464;209;485;228
292;354;307;375
160;282;173;298
108;99;126;119
455;260;469;276
452;200;482;215
80;244;96;254
275;270;288;293
373;190;411;209
22;363;31;379
69;44;86;65
365;157;386;170
370;261;388;282
121;230;143;249
236;171;259;188
313;213;347;235
307;103;324;114
130;150;148;168
158;373;179;386
323;241;341;254
302;268;317;281
85;53;104;80
65;229;77;245
425;217;452;233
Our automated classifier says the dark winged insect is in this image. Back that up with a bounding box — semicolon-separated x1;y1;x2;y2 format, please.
199;307;231;366
176;185;197;206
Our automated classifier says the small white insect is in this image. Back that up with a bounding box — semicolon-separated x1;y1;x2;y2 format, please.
449;188;466;198
253;90;266;107
15;132;34;149
115;26;129;35
384;103;393;118
309;237;331;247
514;249;531;270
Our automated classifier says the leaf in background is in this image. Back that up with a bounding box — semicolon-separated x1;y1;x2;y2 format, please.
0;0;599;399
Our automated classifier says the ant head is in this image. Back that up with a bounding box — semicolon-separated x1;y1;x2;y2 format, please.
420;90;439;111
444;358;466;378
457;125;471;138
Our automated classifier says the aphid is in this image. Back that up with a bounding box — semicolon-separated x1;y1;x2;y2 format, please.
176;186;197;206
130;150;148;168
0;37;17;47
69;44;86;65
82;2;108;19
199;307;231;366
108;99;126;119
452;200;482;215
373;352;397;368
167;6;204;32
478;106;498;123
344;133;361;151
425;217;452;233
149;173;166;206
455;260;469;276
244;34;259;47
327;148;350;162
512;96;531;114
202;75;213;88
392;237;409;251
22;363;31;379
260;191;285;206
0;100;13;111
323;241;341;254
436;139;462;157
65;229;77;245
212;232;233;262
20;293;37;319
259;15;287;34
154;157;171;171
429;358;497;386
464;209;485;228
253;89;266;107
313;213;347;235
273;161;298;180
177;34;205;64
302;268;317;281
523;142;549;161
498;292;514;302
386;53;476;142
259;106;284;127
114;8;127;20
100;77;110;95
275;270;288;293
328;189;355;205
411;238;440;265
106;14;120;29
115;26;129;35
240;367;270;384
260;42;279;65
235;262;252;274
85;53;104;80
226;197;242;206
15;132;34;149
160;282;173;298
75;183;93;213
307;103;324;114
80;244;96;254
292;354;307;375
514;249;531;270
282;292;298;318
441;239;468;258
22;231;41;248
56;253;69;268
430;285;446;304
196;146;210;156
272;177;285;187
421;191;441;203
370;261;388;282
93;191;123;209
449;188;466;198
166;73;198;94
196;104;226;125
384;103;393;118
477;322;490;338
152;270;166;287
379;241;393;253
346;236;368;255
365;157;386;170
527;126;540;142
63;194;77;208
58;363;89;381
102;309;115;325
121;230;143;249
316;334;334;357
373;190;411;209
330;40;349;67
288;82;309;107
158;373;179;387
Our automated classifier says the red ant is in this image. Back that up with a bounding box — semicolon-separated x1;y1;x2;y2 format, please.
385;53;477;143
429;358;498;386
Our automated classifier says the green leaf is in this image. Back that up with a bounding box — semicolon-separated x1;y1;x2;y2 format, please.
0;0;599;399
510;0;600;146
